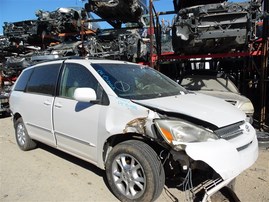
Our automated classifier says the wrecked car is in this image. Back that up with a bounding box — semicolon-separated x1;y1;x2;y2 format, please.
31;41;83;59
84;29;147;61
28;28;146;61
180;71;254;124
84;0;148;28
9;58;258;201
172;1;260;54
3;20;38;41
35;7;99;35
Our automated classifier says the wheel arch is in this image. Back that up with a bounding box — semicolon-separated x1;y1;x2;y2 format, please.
12;112;22;126
102;132;165;168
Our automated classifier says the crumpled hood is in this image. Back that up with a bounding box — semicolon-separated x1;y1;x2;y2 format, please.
134;93;246;128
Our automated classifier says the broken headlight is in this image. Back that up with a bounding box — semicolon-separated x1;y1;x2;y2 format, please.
155;119;218;145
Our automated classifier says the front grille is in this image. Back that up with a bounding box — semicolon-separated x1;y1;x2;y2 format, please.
214;121;244;140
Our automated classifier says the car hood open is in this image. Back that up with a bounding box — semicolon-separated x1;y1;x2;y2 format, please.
134;93;245;128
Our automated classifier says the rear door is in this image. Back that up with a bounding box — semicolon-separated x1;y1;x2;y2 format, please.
22;63;62;146
53;62;105;163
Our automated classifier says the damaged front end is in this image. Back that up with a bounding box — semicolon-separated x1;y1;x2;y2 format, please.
124;109;258;201
172;1;261;54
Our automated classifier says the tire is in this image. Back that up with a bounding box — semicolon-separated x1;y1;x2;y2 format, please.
15;117;37;151
105;140;165;202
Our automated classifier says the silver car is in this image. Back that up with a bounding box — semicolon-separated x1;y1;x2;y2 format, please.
180;73;254;123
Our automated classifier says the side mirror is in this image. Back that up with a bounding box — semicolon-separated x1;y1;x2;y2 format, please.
74;88;97;102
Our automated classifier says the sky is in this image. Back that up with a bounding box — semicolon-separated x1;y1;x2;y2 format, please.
0;0;242;35
0;0;175;34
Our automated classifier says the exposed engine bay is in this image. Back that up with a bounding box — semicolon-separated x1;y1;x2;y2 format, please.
172;1;261;54
172;1;262;54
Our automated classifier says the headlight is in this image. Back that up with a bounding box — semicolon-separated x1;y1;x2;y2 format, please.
155;119;218;144
239;102;254;114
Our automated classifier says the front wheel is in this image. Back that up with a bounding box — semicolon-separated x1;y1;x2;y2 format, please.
105;140;165;202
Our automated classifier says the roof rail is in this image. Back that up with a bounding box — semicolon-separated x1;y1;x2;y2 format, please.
31;55;86;62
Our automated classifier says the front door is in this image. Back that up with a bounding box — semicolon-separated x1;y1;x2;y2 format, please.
53;63;103;163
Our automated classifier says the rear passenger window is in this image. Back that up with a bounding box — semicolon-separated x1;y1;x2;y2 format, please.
26;64;61;95
13;68;33;91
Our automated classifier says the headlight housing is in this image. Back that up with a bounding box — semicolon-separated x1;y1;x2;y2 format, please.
154;119;218;145
239;101;254;114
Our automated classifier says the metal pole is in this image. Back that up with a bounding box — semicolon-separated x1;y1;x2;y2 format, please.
260;0;269;130
149;0;154;67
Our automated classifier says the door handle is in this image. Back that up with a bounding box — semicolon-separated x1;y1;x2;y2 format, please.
43;101;51;106
54;103;63;108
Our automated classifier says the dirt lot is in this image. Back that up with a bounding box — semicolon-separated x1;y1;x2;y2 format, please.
0;116;268;202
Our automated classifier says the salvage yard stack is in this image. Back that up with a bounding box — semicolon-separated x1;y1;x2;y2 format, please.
150;0;269;131
0;0;268;130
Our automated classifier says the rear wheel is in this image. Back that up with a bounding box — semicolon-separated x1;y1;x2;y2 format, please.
105;140;165;202
15;117;37;151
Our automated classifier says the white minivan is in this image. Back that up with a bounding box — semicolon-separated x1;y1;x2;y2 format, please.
9;58;258;201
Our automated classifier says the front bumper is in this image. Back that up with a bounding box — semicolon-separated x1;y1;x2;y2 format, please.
171;121;258;180
184;136;258;180
171;122;258;200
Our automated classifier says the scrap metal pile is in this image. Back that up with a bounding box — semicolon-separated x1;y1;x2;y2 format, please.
0;0;264;87
0;3;150;86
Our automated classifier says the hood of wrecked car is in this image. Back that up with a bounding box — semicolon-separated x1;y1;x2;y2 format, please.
134;93;245;128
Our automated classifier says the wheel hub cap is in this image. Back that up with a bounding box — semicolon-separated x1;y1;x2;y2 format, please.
111;154;146;199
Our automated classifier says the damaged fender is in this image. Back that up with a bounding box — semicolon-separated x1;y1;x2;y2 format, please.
103;97;158;138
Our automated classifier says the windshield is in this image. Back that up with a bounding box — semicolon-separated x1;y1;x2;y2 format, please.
181;75;239;93
92;63;187;100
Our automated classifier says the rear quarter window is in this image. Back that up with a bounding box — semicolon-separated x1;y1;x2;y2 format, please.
13;68;33;91
26;64;61;95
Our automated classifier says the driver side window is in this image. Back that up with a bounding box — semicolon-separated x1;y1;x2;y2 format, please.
59;63;99;99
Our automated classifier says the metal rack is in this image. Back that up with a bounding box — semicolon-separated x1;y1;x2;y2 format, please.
148;0;269;131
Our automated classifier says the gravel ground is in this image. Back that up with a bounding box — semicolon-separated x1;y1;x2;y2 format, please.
0;116;268;202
